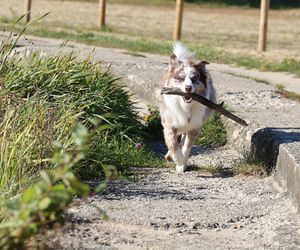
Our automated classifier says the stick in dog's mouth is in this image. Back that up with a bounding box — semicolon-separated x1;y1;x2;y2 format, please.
161;87;248;127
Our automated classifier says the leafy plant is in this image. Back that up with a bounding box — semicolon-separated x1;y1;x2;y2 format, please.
0;21;164;205
143;105;164;140
0;124;90;250
196;111;227;147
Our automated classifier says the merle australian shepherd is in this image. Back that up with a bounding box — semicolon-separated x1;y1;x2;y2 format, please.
159;43;216;173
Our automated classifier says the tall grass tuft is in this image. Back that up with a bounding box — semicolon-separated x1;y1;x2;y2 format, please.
3;52;143;137
0;34;163;204
0;97;79;200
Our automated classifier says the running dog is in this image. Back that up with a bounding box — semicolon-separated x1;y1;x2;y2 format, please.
159;43;216;172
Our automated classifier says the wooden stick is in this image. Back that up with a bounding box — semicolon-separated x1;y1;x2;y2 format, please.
258;0;270;52
161;87;248;126
173;0;184;40
99;0;106;28
24;0;32;24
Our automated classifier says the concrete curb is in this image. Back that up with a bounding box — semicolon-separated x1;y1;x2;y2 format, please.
224;122;300;212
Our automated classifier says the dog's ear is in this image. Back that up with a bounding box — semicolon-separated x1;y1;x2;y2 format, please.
196;60;209;70
169;53;181;69
195;61;208;86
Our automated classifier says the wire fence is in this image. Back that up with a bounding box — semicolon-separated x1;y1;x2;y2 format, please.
0;0;299;58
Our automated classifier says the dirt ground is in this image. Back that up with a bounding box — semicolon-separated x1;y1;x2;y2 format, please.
44;163;300;249
0;0;300;60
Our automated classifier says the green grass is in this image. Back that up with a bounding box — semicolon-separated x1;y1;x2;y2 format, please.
3;22;300;78
192;151;269;178
0;35;164;204
196;112;227;147
233;152;268;177
143;105;227;147
275;84;300;103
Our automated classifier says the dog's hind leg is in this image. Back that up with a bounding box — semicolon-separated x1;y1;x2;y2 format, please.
182;129;199;167
163;128;185;172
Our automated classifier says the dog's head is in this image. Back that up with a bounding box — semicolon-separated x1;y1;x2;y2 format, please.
167;44;208;104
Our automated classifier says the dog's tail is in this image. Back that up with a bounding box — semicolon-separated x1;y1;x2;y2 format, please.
173;42;195;62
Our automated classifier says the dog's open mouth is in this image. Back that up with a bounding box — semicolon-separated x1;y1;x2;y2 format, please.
183;96;192;103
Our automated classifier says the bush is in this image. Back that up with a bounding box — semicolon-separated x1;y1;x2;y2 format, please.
3;52;142;137
0;39;163;203
0;123;91;250
143;106;227;148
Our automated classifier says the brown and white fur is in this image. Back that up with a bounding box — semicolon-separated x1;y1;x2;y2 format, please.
159;43;216;173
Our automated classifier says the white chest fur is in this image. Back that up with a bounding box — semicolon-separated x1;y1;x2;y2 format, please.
163;95;207;134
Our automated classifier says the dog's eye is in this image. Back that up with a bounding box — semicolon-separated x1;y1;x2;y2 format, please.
191;76;199;83
174;76;185;82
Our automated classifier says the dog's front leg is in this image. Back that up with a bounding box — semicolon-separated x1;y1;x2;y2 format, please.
163;128;185;172
182;129;199;168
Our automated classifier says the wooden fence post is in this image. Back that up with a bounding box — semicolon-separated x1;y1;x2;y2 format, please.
24;0;32;23
99;0;106;28
173;0;184;40
258;0;270;52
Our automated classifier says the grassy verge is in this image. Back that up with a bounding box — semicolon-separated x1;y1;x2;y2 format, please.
275;84;300;103
0;27;165;247
1;21;299;78
0;33;164;201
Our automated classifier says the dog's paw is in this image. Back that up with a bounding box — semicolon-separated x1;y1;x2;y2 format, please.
176;165;186;173
164;152;173;162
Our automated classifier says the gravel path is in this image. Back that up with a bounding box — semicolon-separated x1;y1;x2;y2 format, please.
45;147;300;249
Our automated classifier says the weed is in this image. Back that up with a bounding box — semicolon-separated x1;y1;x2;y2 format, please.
276;89;300;103
275;84;300;103
196;112;227;147
233;152;268;177
276;84;285;91
143;105;164;140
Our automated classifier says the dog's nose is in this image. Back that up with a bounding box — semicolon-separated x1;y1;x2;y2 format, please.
185;85;192;92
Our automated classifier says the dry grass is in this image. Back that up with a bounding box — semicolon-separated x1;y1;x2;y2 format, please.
0;0;299;61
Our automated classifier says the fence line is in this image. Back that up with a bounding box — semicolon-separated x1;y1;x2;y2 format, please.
23;0;274;52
